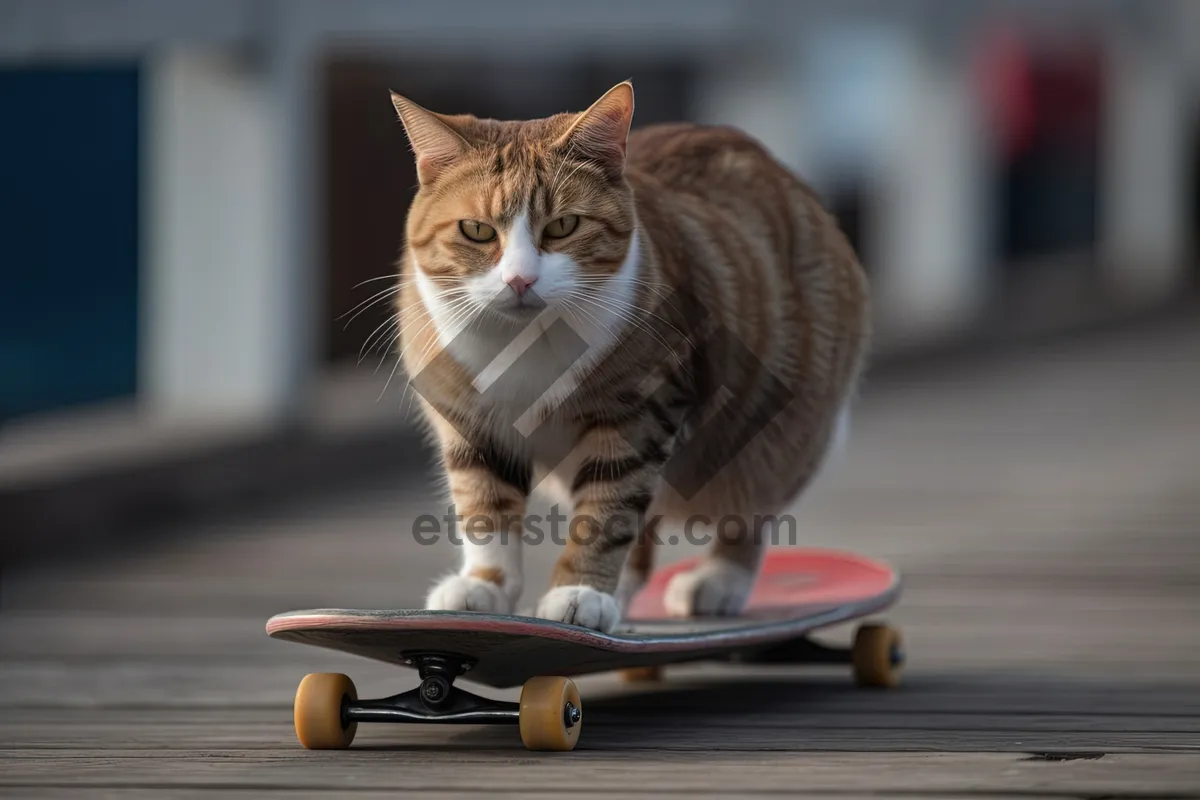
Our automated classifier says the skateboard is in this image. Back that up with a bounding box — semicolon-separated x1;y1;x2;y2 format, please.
267;548;904;752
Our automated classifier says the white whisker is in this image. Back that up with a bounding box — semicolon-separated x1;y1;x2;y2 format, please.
358;313;400;364
339;285;400;328
569;290;689;368
351;273;402;290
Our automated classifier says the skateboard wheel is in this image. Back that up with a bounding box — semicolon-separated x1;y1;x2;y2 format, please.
619;666;663;683
294;673;358;749
852;623;903;688
519;676;582;752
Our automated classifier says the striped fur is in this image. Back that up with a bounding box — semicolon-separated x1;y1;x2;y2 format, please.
391;82;869;631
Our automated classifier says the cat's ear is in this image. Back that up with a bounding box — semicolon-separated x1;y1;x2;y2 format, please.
390;92;469;185
555;80;635;178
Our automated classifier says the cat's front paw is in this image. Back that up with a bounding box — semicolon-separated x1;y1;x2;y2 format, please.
426;574;511;614
536;585;620;632
664;558;755;617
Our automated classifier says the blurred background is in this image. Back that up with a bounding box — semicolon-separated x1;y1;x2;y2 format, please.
2;5;1200;779
1;0;1198;565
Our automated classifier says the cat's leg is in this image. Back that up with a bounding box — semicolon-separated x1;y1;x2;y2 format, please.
536;424;666;632
614;517;658;614
663;513;767;617
425;425;529;614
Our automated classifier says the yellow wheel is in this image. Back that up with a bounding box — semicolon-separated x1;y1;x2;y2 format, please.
294;673;358;749
619;666;663;683
519;676;582;751
852;623;904;688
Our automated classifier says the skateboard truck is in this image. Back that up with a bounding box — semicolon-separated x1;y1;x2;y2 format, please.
737;635;903;669
292;651;585;752
345;652;521;725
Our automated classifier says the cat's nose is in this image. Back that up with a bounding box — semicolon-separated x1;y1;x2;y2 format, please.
507;275;537;297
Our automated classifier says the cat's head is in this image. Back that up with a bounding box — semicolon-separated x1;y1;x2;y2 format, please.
392;82;638;327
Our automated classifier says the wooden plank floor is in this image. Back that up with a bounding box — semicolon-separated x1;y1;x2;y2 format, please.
3;317;1200;797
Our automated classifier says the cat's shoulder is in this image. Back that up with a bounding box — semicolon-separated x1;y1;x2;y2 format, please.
626;123;790;194
628;122;769;161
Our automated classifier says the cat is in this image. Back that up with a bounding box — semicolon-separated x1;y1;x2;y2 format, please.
390;80;869;632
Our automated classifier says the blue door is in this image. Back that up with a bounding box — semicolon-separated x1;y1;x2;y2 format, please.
0;64;141;422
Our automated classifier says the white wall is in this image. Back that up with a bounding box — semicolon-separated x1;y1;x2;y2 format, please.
1100;32;1192;299
142;48;295;423
872;44;990;345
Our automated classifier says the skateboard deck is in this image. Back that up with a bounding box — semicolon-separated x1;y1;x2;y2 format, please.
270;548;904;751
267;548;901;688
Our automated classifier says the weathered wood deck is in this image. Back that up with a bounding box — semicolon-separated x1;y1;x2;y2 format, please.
3;317;1200;797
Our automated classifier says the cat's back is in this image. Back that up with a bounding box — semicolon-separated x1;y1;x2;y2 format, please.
621;121;869;517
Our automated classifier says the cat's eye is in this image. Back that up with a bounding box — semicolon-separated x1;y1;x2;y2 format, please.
543;215;580;240
459;220;497;243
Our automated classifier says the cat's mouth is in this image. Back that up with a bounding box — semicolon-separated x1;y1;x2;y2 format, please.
473;299;544;329
496;303;544;321
489;291;550;320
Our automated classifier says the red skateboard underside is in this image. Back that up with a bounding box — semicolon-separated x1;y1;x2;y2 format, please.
267;548;900;688
626;547;897;621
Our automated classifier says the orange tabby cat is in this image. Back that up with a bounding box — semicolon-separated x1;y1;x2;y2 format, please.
391;81;869;631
